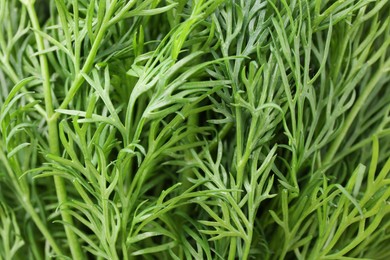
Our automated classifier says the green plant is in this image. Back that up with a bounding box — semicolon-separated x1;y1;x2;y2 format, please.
0;0;389;259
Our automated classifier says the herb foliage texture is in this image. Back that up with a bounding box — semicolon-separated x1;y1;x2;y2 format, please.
0;0;389;259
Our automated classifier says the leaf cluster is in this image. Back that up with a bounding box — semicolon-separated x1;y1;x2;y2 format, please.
0;0;389;259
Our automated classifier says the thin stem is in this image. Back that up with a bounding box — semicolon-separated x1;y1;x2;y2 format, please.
242;229;252;260
24;2;84;259
228;237;237;260
54;1;118;119
0;148;63;256
324;59;390;164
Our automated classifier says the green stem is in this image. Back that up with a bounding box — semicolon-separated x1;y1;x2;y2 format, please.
228;237;237;260
24;2;84;258
55;26;106;117
0;148;63;256
54;2;118;120
242;229;252;260
181;113;199;190
324;59;390;165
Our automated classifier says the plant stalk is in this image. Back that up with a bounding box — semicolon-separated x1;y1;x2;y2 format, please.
0;148;63;256
324;59;390;165
24;2;84;258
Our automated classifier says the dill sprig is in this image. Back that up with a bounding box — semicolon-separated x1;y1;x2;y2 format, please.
1;0;389;259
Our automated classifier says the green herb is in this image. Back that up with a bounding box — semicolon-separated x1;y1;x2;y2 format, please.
0;0;389;259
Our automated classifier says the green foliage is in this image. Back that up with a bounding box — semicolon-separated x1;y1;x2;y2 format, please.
0;0;389;259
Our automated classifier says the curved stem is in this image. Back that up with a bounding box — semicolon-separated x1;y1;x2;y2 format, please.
54;1;118;119
324;59;390;165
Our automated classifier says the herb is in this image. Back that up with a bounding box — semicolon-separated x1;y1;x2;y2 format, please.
1;0;389;259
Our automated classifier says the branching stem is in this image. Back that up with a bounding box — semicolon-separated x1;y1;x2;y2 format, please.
24;2;84;258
